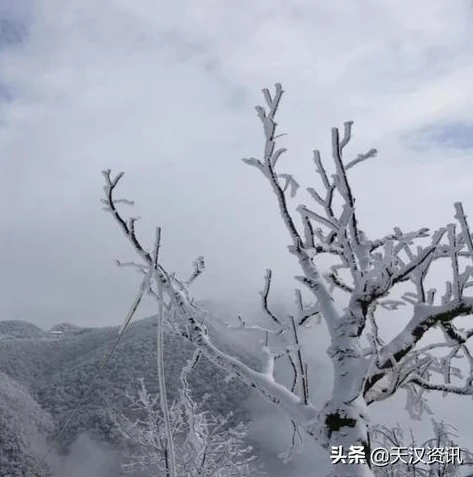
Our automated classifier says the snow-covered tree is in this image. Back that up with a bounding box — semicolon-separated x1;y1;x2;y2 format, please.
102;84;473;477
372;420;473;477
108;369;262;476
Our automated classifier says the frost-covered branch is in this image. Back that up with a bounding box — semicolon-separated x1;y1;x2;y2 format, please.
365;297;473;406
243;84;340;327
154;226;177;477
260;269;285;331
362;200;473;409
103;84;473;477
102;169;324;446
109;377;263;476
372;419;473;476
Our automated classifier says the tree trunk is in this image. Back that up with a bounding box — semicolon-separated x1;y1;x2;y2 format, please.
324;397;374;477
323;318;375;477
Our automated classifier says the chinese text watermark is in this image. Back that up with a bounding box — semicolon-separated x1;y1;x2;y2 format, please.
330;445;464;466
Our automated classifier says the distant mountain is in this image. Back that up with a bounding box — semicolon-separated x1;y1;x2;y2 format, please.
0;320;46;340
0;313;264;475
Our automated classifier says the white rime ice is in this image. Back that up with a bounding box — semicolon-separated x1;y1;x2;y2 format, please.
102;84;473;477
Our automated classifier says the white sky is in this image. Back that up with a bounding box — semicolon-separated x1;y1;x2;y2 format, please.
2;0;473;328
2;0;473;471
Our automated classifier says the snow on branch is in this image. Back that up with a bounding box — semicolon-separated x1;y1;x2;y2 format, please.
101;168;325;446
103;84;473;472
240;85;473;420
109;376;263;476
243;84;342;326
372;419;473;476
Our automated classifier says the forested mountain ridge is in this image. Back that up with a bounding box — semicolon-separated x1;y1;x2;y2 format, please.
0;313;263;476
0;320;47;340
0;370;54;476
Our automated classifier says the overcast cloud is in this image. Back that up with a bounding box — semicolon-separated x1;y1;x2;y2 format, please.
2;1;473;465
2;0;473;329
